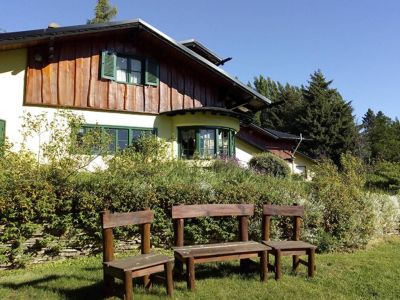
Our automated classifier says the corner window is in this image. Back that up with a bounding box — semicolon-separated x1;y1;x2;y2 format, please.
101;51;159;86
178;127;235;159
78;125;157;154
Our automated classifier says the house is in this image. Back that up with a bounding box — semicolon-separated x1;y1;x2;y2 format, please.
236;124;315;179
0;19;274;162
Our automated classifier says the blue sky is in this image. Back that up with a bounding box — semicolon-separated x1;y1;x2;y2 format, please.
1;0;399;121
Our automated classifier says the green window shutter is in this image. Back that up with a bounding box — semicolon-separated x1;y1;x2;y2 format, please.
0;120;5;152
101;51;116;80
145;58;159;86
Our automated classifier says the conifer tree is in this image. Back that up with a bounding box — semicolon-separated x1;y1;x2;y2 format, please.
296;70;357;164
88;0;117;24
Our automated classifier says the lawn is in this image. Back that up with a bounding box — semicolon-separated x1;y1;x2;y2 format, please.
0;236;399;300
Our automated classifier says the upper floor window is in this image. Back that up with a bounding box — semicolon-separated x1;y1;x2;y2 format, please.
178;126;236;159
101;51;159;86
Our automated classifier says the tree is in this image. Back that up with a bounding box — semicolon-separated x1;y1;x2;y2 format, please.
296;70;358;164
253;75;303;134
87;0;117;24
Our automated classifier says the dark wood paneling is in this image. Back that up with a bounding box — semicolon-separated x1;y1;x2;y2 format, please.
25;34;228;114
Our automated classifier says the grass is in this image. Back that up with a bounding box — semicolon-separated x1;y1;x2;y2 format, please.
0;236;399;300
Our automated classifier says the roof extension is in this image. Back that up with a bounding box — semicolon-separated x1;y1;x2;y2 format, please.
0;19;271;112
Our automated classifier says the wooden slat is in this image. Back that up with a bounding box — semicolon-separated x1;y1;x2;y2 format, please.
194;253;259;264
183;75;194;109
58;43;75;107
145;86;159;113
171;68;181;110
262;240;316;250
41;51;59;105
26;50;42;104
102;210;154;229
159;62;170;112
172;204;254;219
87;42;98;107
193;80;203;108
131;264;164;278
74;45;91;107
104;253;171;271
263;204;304;217
173;241;268;259
134;85;145;112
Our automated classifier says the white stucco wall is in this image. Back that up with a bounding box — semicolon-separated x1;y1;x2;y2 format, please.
235;138;262;167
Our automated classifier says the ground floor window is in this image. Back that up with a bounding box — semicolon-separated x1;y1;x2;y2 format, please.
78;125;157;154
178;126;235;159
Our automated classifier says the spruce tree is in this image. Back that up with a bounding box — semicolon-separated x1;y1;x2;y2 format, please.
88;0;117;24
296;70;357;164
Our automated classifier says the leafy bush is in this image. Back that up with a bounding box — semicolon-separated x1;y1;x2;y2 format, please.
306;154;375;251
0;112;398;267
366;161;400;194
249;152;290;177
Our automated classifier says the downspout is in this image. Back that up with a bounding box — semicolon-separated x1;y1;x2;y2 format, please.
291;133;303;173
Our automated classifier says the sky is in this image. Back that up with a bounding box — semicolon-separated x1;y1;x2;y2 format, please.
1;0;399;122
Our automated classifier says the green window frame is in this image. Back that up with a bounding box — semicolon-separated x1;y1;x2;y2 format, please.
178;126;236;159
79;124;157;154
101;51;159;86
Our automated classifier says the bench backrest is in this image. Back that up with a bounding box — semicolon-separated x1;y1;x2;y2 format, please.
172;204;254;247
101;210;154;263
262;204;304;241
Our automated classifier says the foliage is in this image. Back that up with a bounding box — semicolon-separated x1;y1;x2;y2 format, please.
361;109;400;163
248;152;290;177
0;113;398;267
87;0;117;24
366;161;400;194
307;153;375;251
253;71;358;165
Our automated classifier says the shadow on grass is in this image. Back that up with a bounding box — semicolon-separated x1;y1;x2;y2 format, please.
0;273;174;299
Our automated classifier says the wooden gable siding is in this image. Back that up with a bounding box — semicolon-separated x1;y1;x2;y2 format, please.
25;35;223;114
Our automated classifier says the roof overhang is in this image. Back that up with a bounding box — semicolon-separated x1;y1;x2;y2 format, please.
159;107;252;123
0;19;271;113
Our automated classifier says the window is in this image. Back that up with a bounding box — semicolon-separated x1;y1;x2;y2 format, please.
101;51;159;86
178;127;236;159
78;125;157;154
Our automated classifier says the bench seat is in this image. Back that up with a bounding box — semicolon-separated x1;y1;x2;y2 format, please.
262;240;316;254
104;254;173;275
174;241;270;261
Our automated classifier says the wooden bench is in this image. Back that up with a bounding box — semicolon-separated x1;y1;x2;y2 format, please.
261;204;317;280
101;210;174;299
172;204;270;290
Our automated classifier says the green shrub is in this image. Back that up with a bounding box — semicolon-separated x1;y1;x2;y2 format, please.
366;161;400;194
249;152;290;177
307;154;375;251
1;112;398;267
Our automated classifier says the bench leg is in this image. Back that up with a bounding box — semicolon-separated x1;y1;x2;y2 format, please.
308;248;315;277
143;274;151;290
260;251;268;282
124;271;133;300
293;255;300;273
186;257;195;291
275;249;282;280
165;261;174;297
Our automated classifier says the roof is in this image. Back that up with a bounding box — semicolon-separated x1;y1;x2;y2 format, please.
0;19;271;112
159;107;251;122
180;39;222;65
245;124;304;140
